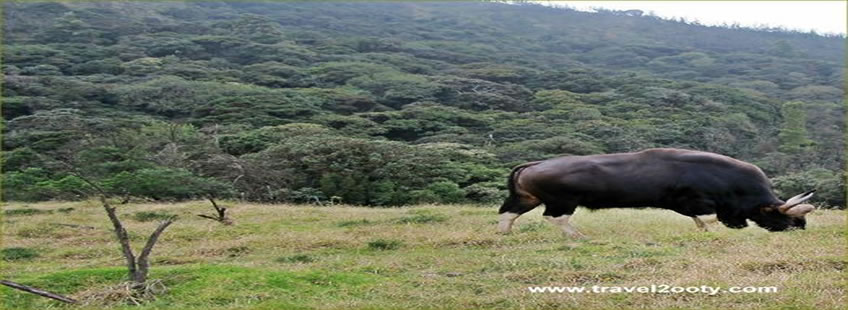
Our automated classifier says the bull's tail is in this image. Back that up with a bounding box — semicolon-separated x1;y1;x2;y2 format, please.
499;161;543;221
505;161;541;202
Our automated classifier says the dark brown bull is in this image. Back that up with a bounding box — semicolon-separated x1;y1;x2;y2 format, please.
497;148;815;238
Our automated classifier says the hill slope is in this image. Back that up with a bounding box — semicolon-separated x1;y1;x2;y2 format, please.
2;1;844;206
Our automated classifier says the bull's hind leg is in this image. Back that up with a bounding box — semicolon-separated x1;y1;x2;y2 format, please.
542;202;585;239
497;195;541;234
497;212;520;234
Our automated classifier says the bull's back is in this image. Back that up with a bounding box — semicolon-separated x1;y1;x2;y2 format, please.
517;149;756;208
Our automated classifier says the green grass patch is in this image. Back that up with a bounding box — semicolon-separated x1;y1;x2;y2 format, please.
663;231;723;243
367;239;403;250
225;246;251;257
395;213;448;224
276;254;316;263
518;221;548;233
159;265;374;307
4;208;51;216
132;211;177;222
458;209;494;216
1;247;39;261
15;225;59;238
337;219;373;227
2;267;128;309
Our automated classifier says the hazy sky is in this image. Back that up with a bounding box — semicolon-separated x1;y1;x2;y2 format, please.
533;1;847;35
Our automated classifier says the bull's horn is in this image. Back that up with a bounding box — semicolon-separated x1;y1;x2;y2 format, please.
783;203;815;217
778;190;816;213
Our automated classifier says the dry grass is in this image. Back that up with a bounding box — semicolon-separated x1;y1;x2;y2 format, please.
1;200;845;309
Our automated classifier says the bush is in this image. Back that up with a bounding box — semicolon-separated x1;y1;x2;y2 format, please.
426;181;465;203
2;147;42;172
408;189;439;204
370;181;409;206
463;183;507;204
240;133;500;205
319;174;367;205
2;168;53;201
288;187;326;204
105;168;234;200
41;175;95;200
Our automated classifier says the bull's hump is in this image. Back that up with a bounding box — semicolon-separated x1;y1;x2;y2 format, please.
638;148;711;158
641;148;767;178
537;148;762;176
645;148;750;166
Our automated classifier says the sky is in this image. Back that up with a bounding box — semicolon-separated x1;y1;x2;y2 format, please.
532;1;847;35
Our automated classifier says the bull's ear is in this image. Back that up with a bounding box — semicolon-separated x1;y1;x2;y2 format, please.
759;206;778;214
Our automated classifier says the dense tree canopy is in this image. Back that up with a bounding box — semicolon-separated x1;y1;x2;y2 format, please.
2;2;844;207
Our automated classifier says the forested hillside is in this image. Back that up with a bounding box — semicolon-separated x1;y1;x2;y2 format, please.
2;1;844;207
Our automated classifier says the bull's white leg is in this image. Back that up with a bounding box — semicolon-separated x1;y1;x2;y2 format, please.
700;215;719;224
544;215;585;239
692;216;709;232
497;212;520;234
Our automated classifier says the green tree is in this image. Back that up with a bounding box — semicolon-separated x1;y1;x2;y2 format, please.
769;40;797;57
772;168;844;208
777;101;814;153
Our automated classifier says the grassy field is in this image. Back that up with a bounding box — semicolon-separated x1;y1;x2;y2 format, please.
1;200;845;309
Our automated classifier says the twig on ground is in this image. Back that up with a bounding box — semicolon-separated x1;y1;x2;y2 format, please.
0;280;78;304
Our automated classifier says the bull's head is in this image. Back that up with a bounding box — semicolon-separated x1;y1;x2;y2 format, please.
752;190;816;231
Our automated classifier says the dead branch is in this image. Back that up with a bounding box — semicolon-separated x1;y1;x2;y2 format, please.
101;197;138;281
197;198;232;225
0;280;77;304
53;160;106;197
41;157;176;293
134;218;175;284
209;198;225;217
97;192;176;288
232;174;244;186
